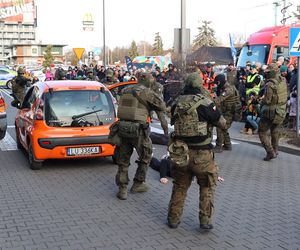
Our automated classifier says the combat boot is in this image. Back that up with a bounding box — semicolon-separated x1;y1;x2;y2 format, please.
167;218;180;229
117;185;127;200
223;144;232;151
213;145;223;153
263;152;277;161
130;181;149;193
200;224;214;230
200;216;213;230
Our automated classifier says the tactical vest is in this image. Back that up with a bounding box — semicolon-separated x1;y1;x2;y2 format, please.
117;85;149;123
268;78;288;106
223;85;240;106
173;94;211;145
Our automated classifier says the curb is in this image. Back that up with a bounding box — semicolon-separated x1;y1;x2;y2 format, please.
231;136;300;156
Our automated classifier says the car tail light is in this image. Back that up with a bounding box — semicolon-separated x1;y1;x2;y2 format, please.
34;99;44;120
0;97;5;107
0;97;6;112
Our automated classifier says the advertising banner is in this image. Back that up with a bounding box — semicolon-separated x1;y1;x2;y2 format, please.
0;0;36;23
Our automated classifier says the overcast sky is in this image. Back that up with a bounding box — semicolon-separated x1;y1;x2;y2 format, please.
35;0;299;51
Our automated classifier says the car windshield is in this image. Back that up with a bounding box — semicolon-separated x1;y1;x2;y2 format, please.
44;90;115;127
237;44;270;67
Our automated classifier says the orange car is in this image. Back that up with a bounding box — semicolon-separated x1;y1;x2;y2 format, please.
15;80;116;170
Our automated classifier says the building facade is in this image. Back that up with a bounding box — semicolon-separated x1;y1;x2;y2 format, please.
6;44;66;66
0;0;37;64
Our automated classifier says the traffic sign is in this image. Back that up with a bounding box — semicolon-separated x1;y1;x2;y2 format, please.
73;48;85;60
88;51;94;58
289;28;300;56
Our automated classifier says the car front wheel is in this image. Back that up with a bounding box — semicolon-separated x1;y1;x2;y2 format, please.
6;80;13;89
28;141;43;170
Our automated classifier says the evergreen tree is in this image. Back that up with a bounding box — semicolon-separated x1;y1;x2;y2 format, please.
293;7;300;22
193;21;217;50
152;32;163;56
42;45;54;69
128;40;139;59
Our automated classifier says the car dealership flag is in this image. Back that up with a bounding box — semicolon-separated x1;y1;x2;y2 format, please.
125;56;134;71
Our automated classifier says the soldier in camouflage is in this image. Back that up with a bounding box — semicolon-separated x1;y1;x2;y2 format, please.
102;69;119;85
167;73;226;230
214;74;241;153
151;80;168;136
11;67;31;105
258;63;287;161
110;72;167;200
85;68;99;81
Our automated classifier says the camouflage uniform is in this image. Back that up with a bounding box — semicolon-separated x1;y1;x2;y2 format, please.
111;73;166;200
226;67;238;87
102;69;119;85
258;63;287;161
151;81;168;135
85;68;99;81
214;74;241;152
167;73;226;230
11;67;30;104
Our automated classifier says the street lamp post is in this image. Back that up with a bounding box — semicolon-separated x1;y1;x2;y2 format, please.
102;0;106;67
181;0;186;77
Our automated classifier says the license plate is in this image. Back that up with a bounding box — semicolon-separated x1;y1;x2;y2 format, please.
67;146;100;156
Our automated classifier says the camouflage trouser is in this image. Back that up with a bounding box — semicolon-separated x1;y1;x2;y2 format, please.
167;149;217;225
216;112;233;147
115;127;152;186
258;117;281;154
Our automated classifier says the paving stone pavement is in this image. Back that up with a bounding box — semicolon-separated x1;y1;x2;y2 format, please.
0;139;300;250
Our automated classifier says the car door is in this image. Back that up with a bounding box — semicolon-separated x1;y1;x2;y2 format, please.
17;86;39;149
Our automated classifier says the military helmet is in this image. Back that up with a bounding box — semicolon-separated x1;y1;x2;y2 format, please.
86;67;93;74
184;73;203;89
106;69;114;77
265;63;279;73
17;67;25;74
214;73;226;85
138;72;154;88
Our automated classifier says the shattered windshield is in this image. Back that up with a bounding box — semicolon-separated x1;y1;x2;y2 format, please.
45;90;115;127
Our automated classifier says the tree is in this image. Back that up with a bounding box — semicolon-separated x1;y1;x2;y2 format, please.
42;45;54;68
293;6;300;22
137;41;153;56
128;40;139;59
193;21;217;50
152;32;163;56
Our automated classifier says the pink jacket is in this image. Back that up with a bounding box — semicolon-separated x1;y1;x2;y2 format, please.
45;71;54;81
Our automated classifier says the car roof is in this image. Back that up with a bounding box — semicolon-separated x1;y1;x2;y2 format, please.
34;80;107;92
